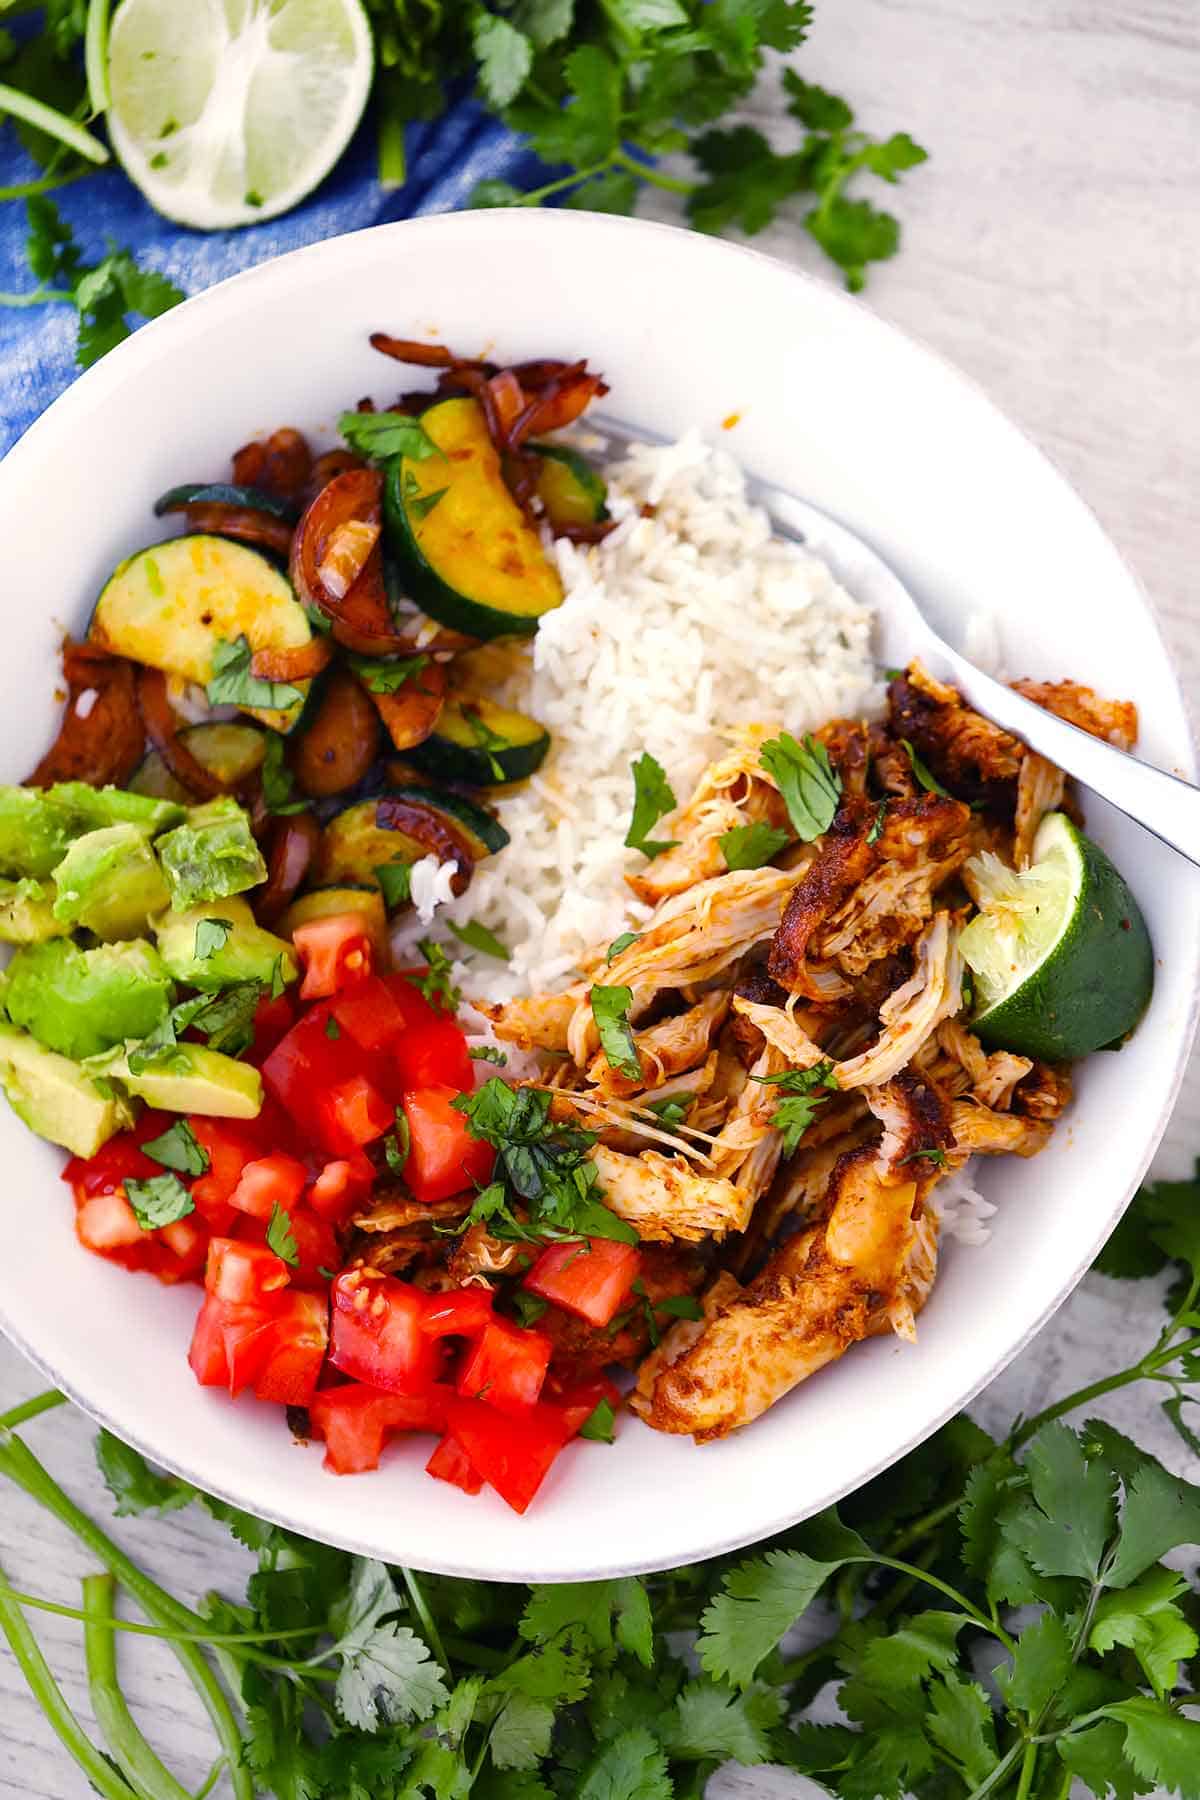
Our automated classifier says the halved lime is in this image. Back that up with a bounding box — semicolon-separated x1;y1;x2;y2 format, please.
106;0;373;231
958;812;1153;1061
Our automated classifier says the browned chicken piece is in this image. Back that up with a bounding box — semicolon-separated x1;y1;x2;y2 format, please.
590;1144;749;1241
637;1145;923;1440
769;792;970;997
1013;752;1066;869
950;1098;1052;1157
352;1192;469;1234
815;718;871;795
626;796;747;904
865;1069;954;1177
936;1019;1033;1112
728;964;790;1064
631;1271;742;1414
479;988;582;1052
1013;1062;1074;1121
731;1099;877;1274
346;1194;472;1277
876;1208;940;1342
868;721;920;797
1012;679;1138;752
586;990;729;1097
888;662;1024;805
544;1245;706;1378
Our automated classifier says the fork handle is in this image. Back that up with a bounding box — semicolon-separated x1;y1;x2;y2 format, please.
940;654;1200;869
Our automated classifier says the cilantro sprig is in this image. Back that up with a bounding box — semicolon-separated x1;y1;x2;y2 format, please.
337;410;441;463
752;1058;839;1152
624;752;678;860
759;731;842;840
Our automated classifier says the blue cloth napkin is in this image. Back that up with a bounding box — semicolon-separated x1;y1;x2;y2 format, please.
0;100;547;454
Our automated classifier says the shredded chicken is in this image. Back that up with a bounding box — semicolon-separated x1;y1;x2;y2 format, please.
1012;678;1138;752
950;1099;1052;1158
586;991;729;1097
1013;752;1066;869
590;1143;750;1241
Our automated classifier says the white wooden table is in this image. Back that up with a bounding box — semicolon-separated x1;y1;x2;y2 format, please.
2;2;1198;1793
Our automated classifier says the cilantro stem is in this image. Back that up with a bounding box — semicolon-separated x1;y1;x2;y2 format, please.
1013;1742;1037;1800
512;160;611;205
961;1739;1024;1800
84;0;112;116
441;1632;510;1671
399;1564;451;1677
871;1555;1017;1653
0;286;76;305
0;82;110;163
0;1388;65;1431
0;168;90;200
83;1572;193;1800
0;1554;132;1800
192;1757;227;1800
613;147;696;196
0;1579;330;1652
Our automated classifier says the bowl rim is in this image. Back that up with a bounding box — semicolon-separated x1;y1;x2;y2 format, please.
2;207;1197;1578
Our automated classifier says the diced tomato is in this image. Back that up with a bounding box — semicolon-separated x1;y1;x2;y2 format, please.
523;1238;641;1329
420;1287;494;1340
252;989;297;1056
402;1085;494;1205
425;1434;483;1495
283;1208;340;1289
319;1074;392;1149
445;1396;573;1514
65;1110;172;1196
189;1118;263;1222
548;1374;622;1437
189;1295;271;1393
457;1316;551;1416
249;1291;329;1406
158;1216;209;1272
329;1271;439;1394
262;1004;360;1151
293;913;374;999
75;1190;145;1252
228;1153;309;1221
329;977;407;1054
384;970;444;1031
391;1017;473;1096
205;1238;291;1306
309;1382;448;1474
309;1153;374;1222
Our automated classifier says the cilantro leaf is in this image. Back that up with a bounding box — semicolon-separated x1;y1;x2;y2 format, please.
527;45;623;167
579;1398;616;1443
759;732;841;839
141;1118;209;1178
577;1724;671;1799
718;821;791;871
470;1044;508;1066
699;1537;863;1687
661;1679;783;1765
1105;1455;1200;1587
265;1203;298;1268
194;917;233;961
337;410;441;462
1003;1424;1117;1582
867;797;888;844
1057;1720;1154;1800
412;938;461;1012
624;752;678;859
347;652;430;695
997;1609;1073;1713
924;1672;997;1786
858;1611;969;1690
473;13;532;108
606;931;642;962
375;860;414;908
188;983;264;1059
900;737;951;798
207;636;302;712
449;919;509;960
753;1059;838;1154
333;1558;449;1731
123;1172;194;1231
95;1431;194;1518
590;984;642;1082
1098;1698;1200;1796
384;1109;410;1177
1090;1566;1199;1697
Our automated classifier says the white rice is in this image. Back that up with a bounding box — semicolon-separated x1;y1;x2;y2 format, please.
393;431;994;1245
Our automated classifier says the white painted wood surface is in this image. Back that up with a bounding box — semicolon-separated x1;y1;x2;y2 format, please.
2;2;1198;1792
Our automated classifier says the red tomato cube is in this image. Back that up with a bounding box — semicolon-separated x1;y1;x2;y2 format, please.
309;1382;448;1474
425;1434;483;1495
522;1238;641;1329
444;1397;573;1514
457;1316;552;1416
402;1085;494;1205
293;913;374;999
228;1153;309;1221
329;1271;439;1394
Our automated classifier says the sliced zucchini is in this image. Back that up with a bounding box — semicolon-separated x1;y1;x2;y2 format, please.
279;885;389;956
91;536;313;733
154;484;299;522
529;444;609;529
384;397;563;640
128;752;190;804
315;799;472;903
178;722;267;785
406;695;550;787
385;783;509;859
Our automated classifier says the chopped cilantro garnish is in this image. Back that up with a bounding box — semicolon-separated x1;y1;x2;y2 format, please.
719;821;791;871
347;653;430;695
411;939;460;1013
206;636;302;712
194;917;233;962
123;1172;194;1231
141;1119;209;1178
606;930;642;962
759;732;841;840
590;984;642;1083
265;1202;298;1267
900;737;952;798
449;919;509;961
337;410;441;463
753;1059;839;1154
624;752;678;859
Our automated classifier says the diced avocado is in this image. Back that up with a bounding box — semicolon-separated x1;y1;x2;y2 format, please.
51;825;171;940
154;896;298;992
157;798;268;912
0;878;69;945
46;783;185;836
0;788;83;879
99;1041;262;1119
5;939;175;1061
0;1020;134;1158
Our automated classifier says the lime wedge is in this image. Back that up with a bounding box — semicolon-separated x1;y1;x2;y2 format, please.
958;812;1153;1061
106;0;373;230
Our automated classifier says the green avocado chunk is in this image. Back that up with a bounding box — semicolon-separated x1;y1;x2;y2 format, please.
5;939;175;1061
157;799;268;912
153;896;297;992
0;878;68;944
52;824;171;940
45;782;184;836
0;1020;134;1157
0;788;82;879
98;1041;262;1119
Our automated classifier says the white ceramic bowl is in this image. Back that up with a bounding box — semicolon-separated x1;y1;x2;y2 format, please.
1;211;1196;1580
